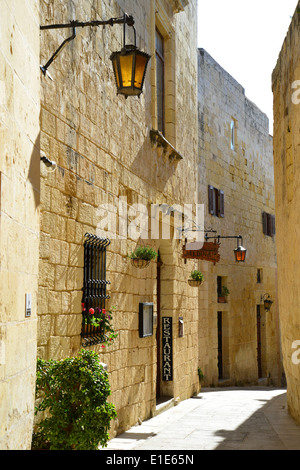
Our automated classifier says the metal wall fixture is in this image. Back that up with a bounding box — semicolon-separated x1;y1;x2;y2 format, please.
40;152;57;171
205;233;247;263
261;293;273;312
40;13;151;98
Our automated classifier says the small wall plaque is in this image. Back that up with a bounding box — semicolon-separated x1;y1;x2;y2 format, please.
139;303;153;338
25;293;32;317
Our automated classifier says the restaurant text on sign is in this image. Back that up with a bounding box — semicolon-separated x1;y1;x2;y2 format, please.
162;317;173;381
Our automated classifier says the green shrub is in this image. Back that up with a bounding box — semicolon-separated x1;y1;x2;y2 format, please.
32;349;117;450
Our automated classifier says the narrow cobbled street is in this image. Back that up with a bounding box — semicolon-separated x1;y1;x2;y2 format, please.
105;387;300;451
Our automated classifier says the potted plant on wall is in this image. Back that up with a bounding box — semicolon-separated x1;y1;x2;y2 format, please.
218;285;230;303
129;245;157;269
188;270;204;287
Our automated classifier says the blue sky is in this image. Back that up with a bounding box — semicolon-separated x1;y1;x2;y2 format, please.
197;0;298;134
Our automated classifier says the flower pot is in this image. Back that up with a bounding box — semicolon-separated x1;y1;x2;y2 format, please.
188;279;203;287
218;296;227;303
131;258;151;269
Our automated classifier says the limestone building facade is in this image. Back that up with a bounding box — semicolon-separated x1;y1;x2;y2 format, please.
272;1;300;425
0;0;285;450
197;49;281;387
0;0;40;449
38;0;199;435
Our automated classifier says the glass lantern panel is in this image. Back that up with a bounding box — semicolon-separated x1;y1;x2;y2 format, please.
119;54;133;87
235;249;246;262
134;54;148;89
112;57;120;88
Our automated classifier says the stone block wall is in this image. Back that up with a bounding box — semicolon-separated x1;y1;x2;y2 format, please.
0;0;40;449
272;1;300;424
38;0;199;434
198;49;281;386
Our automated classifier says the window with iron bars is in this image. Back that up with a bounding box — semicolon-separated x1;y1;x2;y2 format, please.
81;233;111;347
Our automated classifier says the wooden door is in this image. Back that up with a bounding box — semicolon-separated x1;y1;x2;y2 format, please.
218;312;223;379
257;306;263;378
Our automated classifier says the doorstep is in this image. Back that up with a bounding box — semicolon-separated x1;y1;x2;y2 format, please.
153;396;175;417
218;378;232;387
258;377;271;386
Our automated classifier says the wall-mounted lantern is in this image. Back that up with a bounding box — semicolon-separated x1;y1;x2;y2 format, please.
261;294;273;312
233;237;247;263
110;18;151;98
40;13;151;98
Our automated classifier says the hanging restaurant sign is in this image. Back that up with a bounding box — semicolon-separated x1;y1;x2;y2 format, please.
182;242;221;263
162;317;173;381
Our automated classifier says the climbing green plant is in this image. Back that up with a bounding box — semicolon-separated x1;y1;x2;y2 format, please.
32;349;117;450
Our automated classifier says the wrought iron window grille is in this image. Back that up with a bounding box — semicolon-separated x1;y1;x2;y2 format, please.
81;233;111;347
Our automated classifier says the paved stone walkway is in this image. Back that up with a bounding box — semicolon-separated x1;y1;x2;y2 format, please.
105;387;300;450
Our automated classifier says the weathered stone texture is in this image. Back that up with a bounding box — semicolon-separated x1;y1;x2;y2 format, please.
38;0;199;434
0;0;40;450
198;49;280;387
272;1;300;425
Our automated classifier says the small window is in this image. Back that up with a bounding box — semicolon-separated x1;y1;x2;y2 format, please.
257;269;263;284
231;119;236;150
262;212;275;237
156;29;165;134
208;185;225;217
217;276;228;302
217;276;223;297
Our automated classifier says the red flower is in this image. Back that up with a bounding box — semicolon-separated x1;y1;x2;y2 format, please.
89;308;95;315
102;308;106;315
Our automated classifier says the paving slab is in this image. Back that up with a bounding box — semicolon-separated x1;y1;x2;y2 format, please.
104;387;300;451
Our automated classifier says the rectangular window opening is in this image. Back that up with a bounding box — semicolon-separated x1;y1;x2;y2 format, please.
217;276;229;303
262;212;276;237
257;268;263;284
156;28;165;135
231;118;236;150
208;185;225;217
81;234;111;347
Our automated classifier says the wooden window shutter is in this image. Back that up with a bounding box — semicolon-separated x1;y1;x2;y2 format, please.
267;213;271;236
218;190;225;218
262;212;267;235
271;214;276;236
208;185;215;215
267;213;276;237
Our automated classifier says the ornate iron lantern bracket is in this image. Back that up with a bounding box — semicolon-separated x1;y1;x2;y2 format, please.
40;13;150;97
